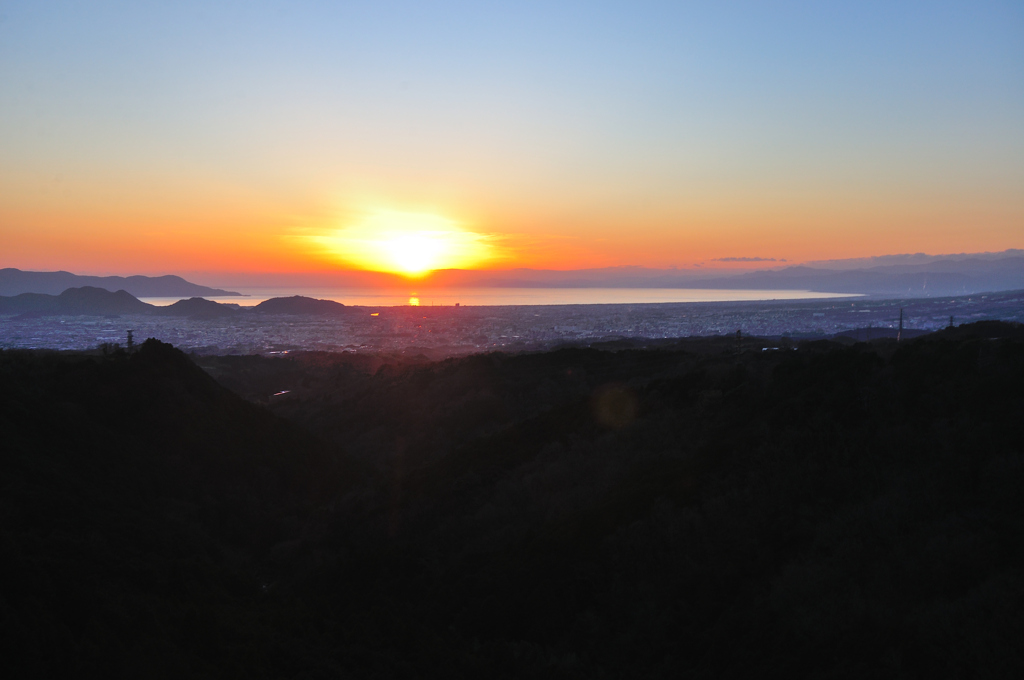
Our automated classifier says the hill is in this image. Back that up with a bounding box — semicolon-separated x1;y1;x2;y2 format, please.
0;286;154;316
253;295;347;315
0;268;241;297
201;323;1024;676
4;324;1023;676
153;296;239;319
0;288;247;318
0;340;353;677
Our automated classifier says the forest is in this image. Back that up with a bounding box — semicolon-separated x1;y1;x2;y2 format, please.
2;322;1022;678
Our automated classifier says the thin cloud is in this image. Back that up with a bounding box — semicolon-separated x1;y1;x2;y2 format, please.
712;257;784;262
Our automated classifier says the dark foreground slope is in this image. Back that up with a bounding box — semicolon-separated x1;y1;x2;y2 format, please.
4;327;1024;678
0;340;354;678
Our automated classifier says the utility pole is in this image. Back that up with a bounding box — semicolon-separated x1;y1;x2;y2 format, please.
949;315;954;329
897;309;903;343
736;329;742;354
126;329;134;352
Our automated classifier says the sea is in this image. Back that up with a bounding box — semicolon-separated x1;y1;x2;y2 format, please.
139;287;856;308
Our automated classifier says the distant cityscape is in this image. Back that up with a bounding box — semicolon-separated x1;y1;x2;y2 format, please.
2;288;1021;357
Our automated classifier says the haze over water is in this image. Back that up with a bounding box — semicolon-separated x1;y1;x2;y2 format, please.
140;288;856;308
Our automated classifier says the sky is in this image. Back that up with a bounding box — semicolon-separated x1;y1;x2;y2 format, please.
1;1;1022;277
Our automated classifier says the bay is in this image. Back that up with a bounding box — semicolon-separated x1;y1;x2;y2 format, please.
140;287;857;308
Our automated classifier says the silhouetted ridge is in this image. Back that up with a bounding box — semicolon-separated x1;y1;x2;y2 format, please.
0;288;347;318
931;319;1024;340
4;332;1023;676
254;295;346;315
200;331;1024;676
154;296;238;318
0;286;154;315
0;339;354;677
56;285;152;315
0;291;60;314
0;267;241;297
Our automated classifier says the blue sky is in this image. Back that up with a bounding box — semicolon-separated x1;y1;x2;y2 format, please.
1;1;1021;273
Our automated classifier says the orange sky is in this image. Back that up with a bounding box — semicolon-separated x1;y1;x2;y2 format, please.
1;3;1021;278
3;173;1019;277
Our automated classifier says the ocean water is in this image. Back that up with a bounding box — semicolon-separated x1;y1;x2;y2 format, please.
140;287;856;308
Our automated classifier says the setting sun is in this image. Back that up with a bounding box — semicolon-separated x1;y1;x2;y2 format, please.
308;211;497;277
386;234;447;275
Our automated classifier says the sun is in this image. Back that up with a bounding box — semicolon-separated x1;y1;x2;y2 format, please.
312;210;495;277
385;233;448;275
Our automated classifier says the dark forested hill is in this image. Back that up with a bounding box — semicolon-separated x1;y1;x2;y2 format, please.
4;326;1024;677
0;340;354;678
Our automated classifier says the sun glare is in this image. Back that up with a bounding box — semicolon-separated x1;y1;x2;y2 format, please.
388;234;445;275
312;210;495;277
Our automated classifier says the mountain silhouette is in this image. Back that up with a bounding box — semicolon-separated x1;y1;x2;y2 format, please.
713;255;1024;295
4;325;1023;677
55;286;154;315
154;296;239;319
0;288;347;318
0;286;154;316
0;339;348;677
0;268;241;297
254;295;347;315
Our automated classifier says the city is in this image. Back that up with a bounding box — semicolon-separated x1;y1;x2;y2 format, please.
2;289;1021;357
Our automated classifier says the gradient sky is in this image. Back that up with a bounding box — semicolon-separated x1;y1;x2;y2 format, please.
1;1;1022;276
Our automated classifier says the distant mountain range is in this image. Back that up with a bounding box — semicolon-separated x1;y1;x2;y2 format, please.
802;249;1024;270
0;287;347;317
688;256;1024;296
186;250;1024;297
418;251;1024;296
0;268;241;297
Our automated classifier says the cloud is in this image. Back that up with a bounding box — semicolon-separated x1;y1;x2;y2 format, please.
712;256;778;262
